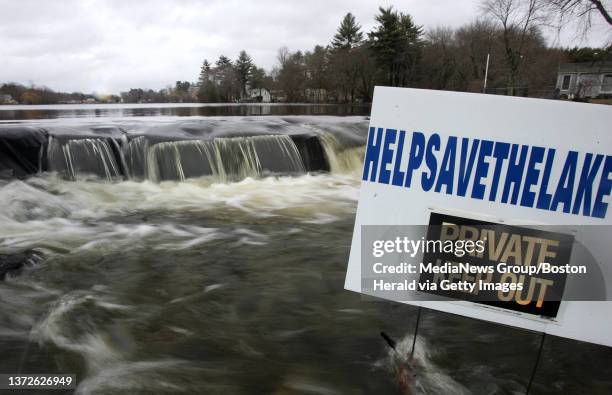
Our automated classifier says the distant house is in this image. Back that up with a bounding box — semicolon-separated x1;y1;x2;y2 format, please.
0;94;16;104
246;88;271;103
305;88;328;103
270;90;286;103
187;83;199;101
556;61;612;99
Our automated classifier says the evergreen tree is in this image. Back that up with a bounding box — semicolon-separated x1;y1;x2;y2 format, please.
368;6;423;87
330;14;365;102
215;55;232;69
332;13;363;50
173;81;191;102
198;59;211;87
249;67;267;89
215;55;236;101
197;59;218;102
566;46;611;62
235;50;254;97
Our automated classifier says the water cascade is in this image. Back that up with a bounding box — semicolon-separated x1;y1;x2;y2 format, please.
132;135;307;182
317;132;366;174
0;119;370;182
47;136;124;181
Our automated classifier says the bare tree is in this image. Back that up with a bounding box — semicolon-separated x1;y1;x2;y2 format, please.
421;27;460;90
275;48;307;102
455;20;498;91
277;47;290;67
481;0;548;95
542;0;612;40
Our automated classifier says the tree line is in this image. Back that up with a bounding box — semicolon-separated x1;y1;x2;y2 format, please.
192;1;612;103
0;83;114;105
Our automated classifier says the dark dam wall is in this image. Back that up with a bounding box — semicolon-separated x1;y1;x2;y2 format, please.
0;126;48;178
0;124;331;181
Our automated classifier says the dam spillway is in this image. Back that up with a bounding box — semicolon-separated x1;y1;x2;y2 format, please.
0;117;368;182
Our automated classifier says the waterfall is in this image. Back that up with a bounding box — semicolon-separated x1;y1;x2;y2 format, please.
135;134;306;182
47;136;124;181
123;136;149;179
0;121;368;182
317;132;365;174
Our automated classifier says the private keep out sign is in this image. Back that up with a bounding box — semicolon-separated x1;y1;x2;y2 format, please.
345;87;612;347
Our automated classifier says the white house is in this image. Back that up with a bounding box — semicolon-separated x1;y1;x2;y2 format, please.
556;61;612;99
0;94;16;104
246;88;271;103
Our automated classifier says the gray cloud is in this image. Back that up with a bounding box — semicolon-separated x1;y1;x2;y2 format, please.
0;0;609;93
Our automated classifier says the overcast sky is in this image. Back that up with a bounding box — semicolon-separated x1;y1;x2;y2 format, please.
1;0;610;94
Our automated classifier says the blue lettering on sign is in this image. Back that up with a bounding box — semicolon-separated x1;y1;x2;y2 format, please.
361;127;612;219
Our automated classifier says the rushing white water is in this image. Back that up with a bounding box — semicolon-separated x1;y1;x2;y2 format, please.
122;135;148;180
376;335;472;395
143;135;305;182
0;169;370;394
0;172;361;256
318;132;365;174
47;136;123;181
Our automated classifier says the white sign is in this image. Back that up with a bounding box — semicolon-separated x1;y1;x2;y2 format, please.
345;87;612;347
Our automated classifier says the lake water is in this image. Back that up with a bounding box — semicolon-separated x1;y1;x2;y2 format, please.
0;103;371;121
0;104;610;395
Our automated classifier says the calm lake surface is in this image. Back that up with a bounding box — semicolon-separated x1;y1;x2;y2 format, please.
0;104;610;395
0;103;371;121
